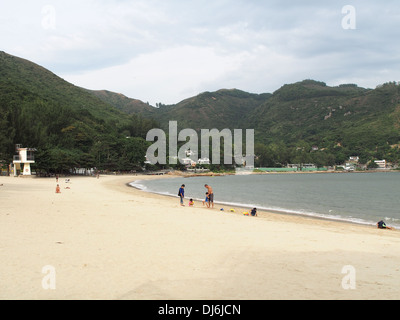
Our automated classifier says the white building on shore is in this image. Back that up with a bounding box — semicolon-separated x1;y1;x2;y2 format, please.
374;160;387;169
197;157;211;165
12;144;36;176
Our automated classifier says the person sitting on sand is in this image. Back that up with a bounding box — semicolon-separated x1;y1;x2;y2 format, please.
203;192;210;208
251;208;257;217
55;184;61;193
377;220;393;230
189;199;194;207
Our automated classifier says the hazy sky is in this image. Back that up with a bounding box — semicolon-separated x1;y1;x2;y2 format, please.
1;1;399;105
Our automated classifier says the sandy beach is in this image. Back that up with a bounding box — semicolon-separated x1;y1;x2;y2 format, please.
1;173;400;300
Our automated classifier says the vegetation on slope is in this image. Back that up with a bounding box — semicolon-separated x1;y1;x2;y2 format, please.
0;51;158;173
2;51;400;173
92;79;400;167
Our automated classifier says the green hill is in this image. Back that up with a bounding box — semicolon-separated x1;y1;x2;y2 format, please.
0;51;157;173
93;79;400;167
151;89;271;131
2;51;400;171
246;80;400;166
88;89;156;115
91;88;271;131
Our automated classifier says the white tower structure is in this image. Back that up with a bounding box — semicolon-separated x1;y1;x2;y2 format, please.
12;144;36;176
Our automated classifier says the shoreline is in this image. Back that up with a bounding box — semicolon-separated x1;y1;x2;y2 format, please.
180;169;400;176
123;173;398;236
127;173;398;231
136;168;400;179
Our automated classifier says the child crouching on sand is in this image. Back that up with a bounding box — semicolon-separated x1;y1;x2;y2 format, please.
377;220;393;230
189;199;194;207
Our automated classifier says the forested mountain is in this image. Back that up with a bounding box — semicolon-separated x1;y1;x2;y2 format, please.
92;88;271;131
246;80;400;166
0;51;158;173
1;51;400;173
88;89;156;116
90;79;400;167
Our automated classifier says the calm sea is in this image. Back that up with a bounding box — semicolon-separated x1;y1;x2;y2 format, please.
130;172;400;228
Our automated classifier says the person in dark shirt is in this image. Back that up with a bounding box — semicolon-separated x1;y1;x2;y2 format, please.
377;220;393;230
178;184;185;206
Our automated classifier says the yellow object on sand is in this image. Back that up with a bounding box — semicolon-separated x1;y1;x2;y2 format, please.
243;211;249;216
230;209;235;212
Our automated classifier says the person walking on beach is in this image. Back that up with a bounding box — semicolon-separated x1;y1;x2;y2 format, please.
204;184;214;208
178;184;185;206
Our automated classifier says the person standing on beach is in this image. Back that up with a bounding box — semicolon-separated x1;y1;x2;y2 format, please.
203;192;210;208
178;184;185;206
204;184;214;208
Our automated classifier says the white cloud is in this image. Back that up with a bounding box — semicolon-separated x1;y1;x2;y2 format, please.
63;45;248;105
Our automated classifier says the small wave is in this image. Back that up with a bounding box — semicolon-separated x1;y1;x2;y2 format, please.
129;181;179;198
128;180;147;191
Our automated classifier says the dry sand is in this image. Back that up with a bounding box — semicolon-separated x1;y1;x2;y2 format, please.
1;173;400;300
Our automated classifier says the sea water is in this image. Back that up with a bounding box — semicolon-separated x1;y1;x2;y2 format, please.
130;172;400;228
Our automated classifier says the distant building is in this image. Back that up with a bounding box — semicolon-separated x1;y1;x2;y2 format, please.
181;157;196;166
197;157;211;165
12;144;36;176
374;160;387;169
349;156;359;163
344;163;355;171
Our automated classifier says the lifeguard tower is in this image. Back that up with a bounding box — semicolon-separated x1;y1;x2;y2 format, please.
12;144;36;176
